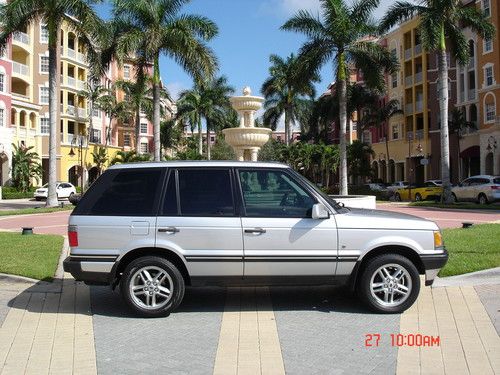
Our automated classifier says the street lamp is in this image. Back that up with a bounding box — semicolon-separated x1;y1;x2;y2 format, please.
69;135;84;192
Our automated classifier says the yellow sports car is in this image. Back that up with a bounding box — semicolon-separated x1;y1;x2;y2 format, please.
394;182;443;202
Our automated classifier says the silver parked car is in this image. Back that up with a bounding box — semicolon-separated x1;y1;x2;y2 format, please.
64;162;448;317
451;175;500;204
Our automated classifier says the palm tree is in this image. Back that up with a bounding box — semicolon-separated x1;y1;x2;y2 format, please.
176;77;235;160
11;144;42;193
113;0;218;162
0;0;103;207
91;146;109;177
96;89;132;147
261;54;319;146
361;99;403;165
282;0;398;195
449;107;476;182
380;0;494;203
110;150;151;165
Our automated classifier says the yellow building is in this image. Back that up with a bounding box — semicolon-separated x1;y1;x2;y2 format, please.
371;17;432;184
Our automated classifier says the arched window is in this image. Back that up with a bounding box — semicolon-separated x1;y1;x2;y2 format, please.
483;92;496;123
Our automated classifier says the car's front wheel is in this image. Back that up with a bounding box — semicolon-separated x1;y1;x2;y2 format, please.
120;256;185;318
478;193;488;205
415;193;422;201
358;254;420;313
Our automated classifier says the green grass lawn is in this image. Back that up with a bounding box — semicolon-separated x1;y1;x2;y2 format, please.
409;201;500;210
0;232;64;281
440;223;500;277
0;205;73;217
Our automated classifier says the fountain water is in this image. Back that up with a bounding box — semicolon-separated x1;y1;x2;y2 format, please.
223;87;272;161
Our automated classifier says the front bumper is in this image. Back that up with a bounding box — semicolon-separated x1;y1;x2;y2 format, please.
63;256;115;285
420;249;449;286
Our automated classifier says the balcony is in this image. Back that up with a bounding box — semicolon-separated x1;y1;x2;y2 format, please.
61;104;86;119
77;52;86;64
468;59;475;70
405;75;413;86
415;72;423;84
405;48;412;60
468;89;476;101
13;61;29;76
414;44;422;55
67;48;76;59
67;76;76;87
416;100;423;112
12;31;30;45
77;80;86;90
405;103;413;115
61;133;87;146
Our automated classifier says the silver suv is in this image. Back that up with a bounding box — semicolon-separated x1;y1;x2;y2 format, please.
64;161;448;317
451;175;500;204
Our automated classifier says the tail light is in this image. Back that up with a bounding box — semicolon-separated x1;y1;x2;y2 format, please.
68;225;78;247
491;185;499;190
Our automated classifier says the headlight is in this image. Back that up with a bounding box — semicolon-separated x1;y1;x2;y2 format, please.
433;231;443;248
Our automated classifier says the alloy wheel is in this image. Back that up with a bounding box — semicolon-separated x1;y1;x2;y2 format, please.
370;263;412;307
129;266;174;310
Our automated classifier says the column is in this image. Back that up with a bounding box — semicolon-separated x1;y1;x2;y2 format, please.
235;149;244;161
250;148;258;162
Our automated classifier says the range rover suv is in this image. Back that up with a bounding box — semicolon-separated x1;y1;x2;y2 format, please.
63;161;448;317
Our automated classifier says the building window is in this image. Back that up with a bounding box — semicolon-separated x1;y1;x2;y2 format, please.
484;38;492;53
140;123;148;134
482;0;491;17
140;142;148;153
485;66;494;86
40;87;49;104
0;73;4;92
40;118;49;134
391;72;398;88
90;129;101;143
123;65;130;79
40;56;49;73
0;108;4;127
392;124;399;140
124;134;131;147
40;24;49;43
485;102;495;122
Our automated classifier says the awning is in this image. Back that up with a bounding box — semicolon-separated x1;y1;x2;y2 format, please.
460;145;480;158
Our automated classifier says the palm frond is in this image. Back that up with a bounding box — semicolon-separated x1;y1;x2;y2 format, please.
379;1;426;33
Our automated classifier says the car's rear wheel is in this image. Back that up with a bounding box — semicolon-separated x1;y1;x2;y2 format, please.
121;256;185;318
415;193;422;201
478;193;488;205
394;193;401;202
451;193;458;203
69;192;75;201
358;254;420;313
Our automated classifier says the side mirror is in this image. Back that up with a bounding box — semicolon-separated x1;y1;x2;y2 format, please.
312;203;329;219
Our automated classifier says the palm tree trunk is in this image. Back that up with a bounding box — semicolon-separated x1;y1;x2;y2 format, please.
206;119;211;160
284;109;290;147
46;26;59;207
438;38;452;203
385;125;390;181
338;78;348;195
152;55;161;161
457;134;461;182
198;118;203;156
135;107;141;153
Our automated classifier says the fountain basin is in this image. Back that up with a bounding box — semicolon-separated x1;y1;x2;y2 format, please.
223;127;272;148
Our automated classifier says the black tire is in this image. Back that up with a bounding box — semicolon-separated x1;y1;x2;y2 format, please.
415;193;422;202
478;193;488;205
120;256;185;318
68;192;75;201
451;193;458;203
358;254;420;314
394;193;401;202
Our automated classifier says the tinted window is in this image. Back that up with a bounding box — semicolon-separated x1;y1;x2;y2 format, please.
162;172;178;216
76;168;163;216
494;178;500;184
178;169;234;216
239;169;316;218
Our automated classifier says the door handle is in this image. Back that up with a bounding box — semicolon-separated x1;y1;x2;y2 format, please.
244;228;266;234
158;227;179;233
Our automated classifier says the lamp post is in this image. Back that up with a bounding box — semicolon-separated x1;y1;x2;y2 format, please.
407;131;413;200
69;135;84;192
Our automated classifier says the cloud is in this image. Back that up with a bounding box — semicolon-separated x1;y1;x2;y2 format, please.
165;81;187;101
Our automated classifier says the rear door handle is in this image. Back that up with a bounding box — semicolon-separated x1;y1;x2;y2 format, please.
244;228;266;234
158;227;179;233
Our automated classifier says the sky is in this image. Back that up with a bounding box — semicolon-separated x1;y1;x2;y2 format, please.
96;0;394;101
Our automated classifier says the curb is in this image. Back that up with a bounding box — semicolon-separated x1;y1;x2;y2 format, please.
433;267;500;287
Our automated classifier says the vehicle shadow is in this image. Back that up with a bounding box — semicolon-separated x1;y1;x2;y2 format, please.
6;279;373;318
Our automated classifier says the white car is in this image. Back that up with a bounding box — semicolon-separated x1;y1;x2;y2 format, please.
387;181;409;192
425;180;442;187
34;182;77;200
451;175;500;204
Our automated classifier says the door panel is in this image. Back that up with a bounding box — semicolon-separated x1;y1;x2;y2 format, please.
237;168;338;277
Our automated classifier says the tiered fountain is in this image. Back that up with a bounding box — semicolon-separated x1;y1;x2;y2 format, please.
223;87;272;161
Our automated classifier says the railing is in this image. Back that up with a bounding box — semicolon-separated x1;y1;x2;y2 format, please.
405;48;412;60
77;80;86;90
77;108;86;118
468;59;475;70
12;61;29;76
415;72;423;84
416;100;423;112
67;76;76;87
77;52;86;63
12;31;30;45
60;75;64;85
468;89;476;101
414;44;422;55
62;133;88;146
405;103;413;114
405;75;413;86
66;105;77;116
67;48;76;59
460;91;465;102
